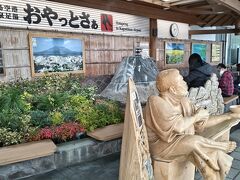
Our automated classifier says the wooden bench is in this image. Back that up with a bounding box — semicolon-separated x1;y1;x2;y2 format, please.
117;79;240;180
223;95;239;112
0;139;56;166
223;95;239;105
87;123;123;141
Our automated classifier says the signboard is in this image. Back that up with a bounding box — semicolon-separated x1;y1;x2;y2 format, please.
211;44;221;62
0;0;149;37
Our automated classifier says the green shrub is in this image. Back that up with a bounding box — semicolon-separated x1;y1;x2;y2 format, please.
30;110;51;128
0;74;124;146
72;97;124;131
61;109;76;122
50;111;64;126
0;110;28;131
31;93;69;111
0;88;31;113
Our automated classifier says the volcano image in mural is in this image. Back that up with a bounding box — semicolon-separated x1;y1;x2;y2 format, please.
31;37;84;73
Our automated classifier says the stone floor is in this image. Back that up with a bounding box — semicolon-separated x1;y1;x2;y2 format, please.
23;129;240;180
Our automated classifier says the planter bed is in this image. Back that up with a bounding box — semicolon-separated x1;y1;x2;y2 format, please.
0;137;122;180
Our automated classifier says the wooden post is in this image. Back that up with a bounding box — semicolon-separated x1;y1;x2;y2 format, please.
119;78;153;180
149;18;157;60
235;19;240;35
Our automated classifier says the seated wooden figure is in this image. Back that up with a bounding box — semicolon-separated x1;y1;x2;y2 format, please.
144;69;240;180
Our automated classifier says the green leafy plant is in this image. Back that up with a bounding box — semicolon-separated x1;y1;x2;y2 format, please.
30;110;51;128
0;74;124;146
50;111;64;126
72;97;124;131
0;128;23;147
0;88;31;113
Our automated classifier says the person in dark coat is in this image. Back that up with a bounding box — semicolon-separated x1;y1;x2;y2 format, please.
184;53;213;88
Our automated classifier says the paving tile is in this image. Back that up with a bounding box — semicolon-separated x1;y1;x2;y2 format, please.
232;159;240;169
230;151;240;160
194;171;202;180
233;172;240;180
227;168;239;179
235;147;240;152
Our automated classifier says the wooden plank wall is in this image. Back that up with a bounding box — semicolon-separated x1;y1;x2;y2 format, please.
155;38;222;71
0;28;222;81
0;29;31;81
0;28;149;81
86;35;148;75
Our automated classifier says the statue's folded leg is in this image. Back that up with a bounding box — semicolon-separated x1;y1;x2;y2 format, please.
190;150;232;180
161;135;233;180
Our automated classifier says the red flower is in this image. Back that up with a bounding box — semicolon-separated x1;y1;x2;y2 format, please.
28;122;85;143
39;127;53;139
54;122;85;142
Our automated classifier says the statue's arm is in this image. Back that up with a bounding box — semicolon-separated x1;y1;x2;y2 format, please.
173;115;196;133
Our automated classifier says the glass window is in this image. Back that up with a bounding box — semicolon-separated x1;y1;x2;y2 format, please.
226;34;240;65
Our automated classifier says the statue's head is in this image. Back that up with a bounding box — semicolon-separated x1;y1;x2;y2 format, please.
156;69;188;97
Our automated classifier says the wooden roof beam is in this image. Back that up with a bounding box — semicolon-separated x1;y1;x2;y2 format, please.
236;19;240;35
136;0;170;8
48;0;205;25
214;15;232;26
177;1;209;9
205;15;223;26
193;4;222;10
224;18;236;26
189;28;240;35
170;0;205;6
171;7;229;14
202;14;217;22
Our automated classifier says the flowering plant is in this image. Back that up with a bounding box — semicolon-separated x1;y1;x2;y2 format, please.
29;122;85;143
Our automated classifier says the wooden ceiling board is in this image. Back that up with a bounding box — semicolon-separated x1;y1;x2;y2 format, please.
49;0;205;25
48;0;240;27
213;15;232;26
205;15;223;26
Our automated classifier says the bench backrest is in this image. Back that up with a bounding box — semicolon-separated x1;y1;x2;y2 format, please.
119;78;153;180
188;73;224;115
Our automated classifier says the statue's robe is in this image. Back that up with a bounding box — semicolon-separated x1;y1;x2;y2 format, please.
144;95;233;180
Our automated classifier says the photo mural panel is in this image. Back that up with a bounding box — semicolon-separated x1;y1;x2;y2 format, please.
191;43;207;61
165;42;185;64
29;33;85;76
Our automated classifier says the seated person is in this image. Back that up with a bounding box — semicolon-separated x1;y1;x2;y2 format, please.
184;53;212;88
217;63;234;97
144;69;240;179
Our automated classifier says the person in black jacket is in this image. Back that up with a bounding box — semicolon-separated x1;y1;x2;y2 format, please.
184;53;213;88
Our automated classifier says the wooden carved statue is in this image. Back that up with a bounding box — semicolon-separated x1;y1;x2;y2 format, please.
144;69;240;180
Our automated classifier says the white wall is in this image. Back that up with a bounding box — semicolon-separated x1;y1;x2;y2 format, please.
190;26;217;41
157;19;189;39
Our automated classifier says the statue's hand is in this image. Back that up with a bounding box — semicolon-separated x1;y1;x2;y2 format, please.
195;108;209;123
